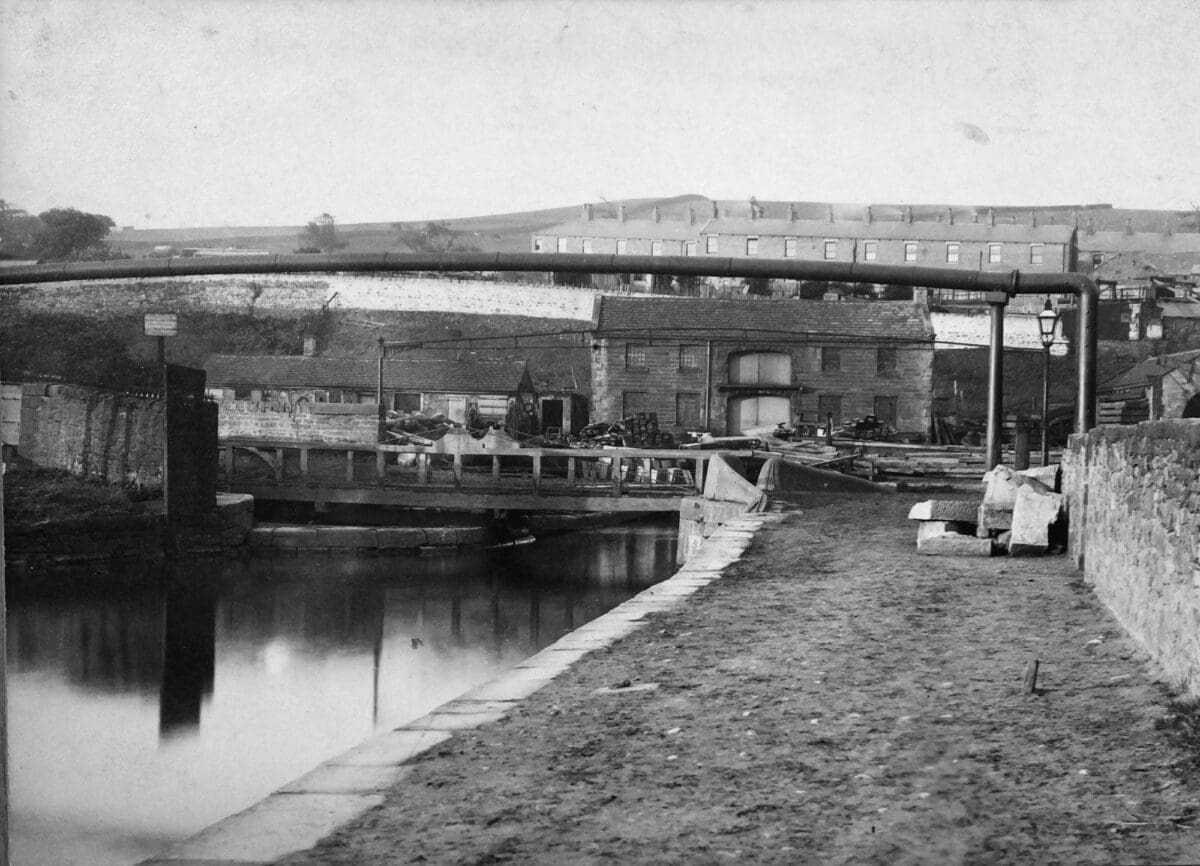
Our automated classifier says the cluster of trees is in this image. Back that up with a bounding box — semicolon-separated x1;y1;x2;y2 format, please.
297;212;348;253
393;220;479;254
0;200;126;262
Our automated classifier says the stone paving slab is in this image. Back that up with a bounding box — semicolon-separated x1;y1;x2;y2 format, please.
404;709;510;730
277;764;411;795
149;793;384;864
331;730;453;767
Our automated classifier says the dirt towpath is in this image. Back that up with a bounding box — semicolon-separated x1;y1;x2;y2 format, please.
283;493;1200;865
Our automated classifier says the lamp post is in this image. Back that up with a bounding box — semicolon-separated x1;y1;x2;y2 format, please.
1037;299;1061;466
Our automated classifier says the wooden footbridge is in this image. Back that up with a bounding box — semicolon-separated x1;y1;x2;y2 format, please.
219;438;757;512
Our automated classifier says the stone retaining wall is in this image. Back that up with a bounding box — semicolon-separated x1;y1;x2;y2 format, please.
218;399;378;443
19;383;164;487
1063;420;1200;696
1;274;600;321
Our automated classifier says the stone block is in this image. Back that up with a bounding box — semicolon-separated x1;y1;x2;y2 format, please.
907;500;980;523
271;526;321;548
977;502;1013;535
916;533;994;556
1017;464;1060;491
1009;484;1064;556
376;527;426;549
916;520;971;541
314;527;378;549
982;465;1052;510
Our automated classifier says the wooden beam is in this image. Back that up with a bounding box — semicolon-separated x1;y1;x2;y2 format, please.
227;484;685;512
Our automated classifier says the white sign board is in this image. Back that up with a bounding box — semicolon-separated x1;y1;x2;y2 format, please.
144;313;178;337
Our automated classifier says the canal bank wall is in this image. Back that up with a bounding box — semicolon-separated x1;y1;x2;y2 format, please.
1064;419;1200;696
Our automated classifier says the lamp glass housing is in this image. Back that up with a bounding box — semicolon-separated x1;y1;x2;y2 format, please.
1038;300;1059;347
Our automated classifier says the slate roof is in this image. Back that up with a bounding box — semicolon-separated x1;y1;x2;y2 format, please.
205;355;530;393
1099;349;1200;393
1078;231;1200;255
594;296;933;342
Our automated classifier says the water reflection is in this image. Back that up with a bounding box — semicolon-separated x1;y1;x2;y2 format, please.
7;520;677;866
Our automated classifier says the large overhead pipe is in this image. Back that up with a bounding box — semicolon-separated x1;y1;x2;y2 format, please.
0;253;1099;437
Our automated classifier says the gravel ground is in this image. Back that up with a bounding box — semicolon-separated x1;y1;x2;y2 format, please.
282;492;1200;865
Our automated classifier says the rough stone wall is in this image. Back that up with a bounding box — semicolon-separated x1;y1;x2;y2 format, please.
19;384;164;486
1063;421;1200;695
1;273;598;320
932;311;1071;352
217;399;379;443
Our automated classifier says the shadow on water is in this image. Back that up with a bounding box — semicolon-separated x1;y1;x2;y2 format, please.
6;517;678;866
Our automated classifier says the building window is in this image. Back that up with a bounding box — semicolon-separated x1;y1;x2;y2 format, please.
706;236;719;254
1030;243;1044;265
616;239;627;255
392;392;421;413
746;237;759;256
863;241;878;261
581;238;593;254
946;243;959;263
625;343;647;368
476;396;509;422
651;240;663;256
1091;252;1103;269
678;344;702;370
904;242;917;263
821;346;841;372
533;238;545;253
556;237;568;253
877;346;897;374
824;240;837;260
988;243;1002;264
873;395;898;427
784;238;797;257
818;394;842;426
622;391;648;417
676;392;701;427
684;241;697;256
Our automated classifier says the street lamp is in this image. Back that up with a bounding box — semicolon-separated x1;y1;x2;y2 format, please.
1037;299;1061;466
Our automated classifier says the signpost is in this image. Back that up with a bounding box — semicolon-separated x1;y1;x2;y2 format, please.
144;312;178;370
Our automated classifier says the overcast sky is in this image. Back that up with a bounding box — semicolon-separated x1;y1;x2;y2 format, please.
2;0;1198;229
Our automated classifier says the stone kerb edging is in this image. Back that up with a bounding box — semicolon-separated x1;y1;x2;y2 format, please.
139;514;781;866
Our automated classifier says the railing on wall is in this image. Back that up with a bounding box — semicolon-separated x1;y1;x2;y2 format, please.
218;437;758;508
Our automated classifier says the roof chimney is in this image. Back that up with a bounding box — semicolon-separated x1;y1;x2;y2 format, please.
1124;217;1133;235
686;207;695;226
617;204;626;223
789;203;798;222
712;201;719;219
905;206;913;224
865;205;873;224
652;206;661;223
582;203;593;221
1030;209;1037;228
936;212;943;223
827;205;835;223
1086;216;1095;235
947;207;954;225
971;212;979;224
989;209;996;227
1164;216;1174;236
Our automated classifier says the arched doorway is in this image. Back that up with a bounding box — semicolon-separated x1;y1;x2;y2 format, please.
1183;393;1200;418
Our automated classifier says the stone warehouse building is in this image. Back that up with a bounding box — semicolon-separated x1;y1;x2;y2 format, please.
533;203;1078;313
589;296;935;436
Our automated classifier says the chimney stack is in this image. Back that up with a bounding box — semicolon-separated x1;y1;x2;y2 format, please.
1030;209;1037;228
971;212;979;224
582;203;593;221
947;207;954;225
789;203;798;222
1124;217;1133;236
905;206;913;224
865;205;873;224
652;205;661;223
617;204;626;223
1086;217;1095;235
989;209;996;227
827;205;835;223
303;334;317;357
687;207;695;226
712;201;720;219
1164;216;1174;236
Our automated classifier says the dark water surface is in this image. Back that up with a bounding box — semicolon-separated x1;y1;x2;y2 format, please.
6;520;678;866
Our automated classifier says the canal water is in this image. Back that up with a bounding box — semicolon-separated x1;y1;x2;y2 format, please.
6;520;679;866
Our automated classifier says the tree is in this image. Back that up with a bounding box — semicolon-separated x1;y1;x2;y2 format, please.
31;207;116;261
0;199;41;259
393;220;479;254
299;213;347;252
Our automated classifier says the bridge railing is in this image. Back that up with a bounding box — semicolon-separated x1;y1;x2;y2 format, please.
218;438;758;500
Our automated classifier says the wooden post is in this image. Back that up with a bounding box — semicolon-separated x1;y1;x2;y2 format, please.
611;456;623;497
694;457;705;494
453;452;463;487
376;449;386;486
299;446;309;478
642;457;652;485
492;455;500;482
532;454;542;494
418;452;428;485
1023;659;1040;694
567;456;576;486
274;447;284;482
345;449;354;483
223;444;234;478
